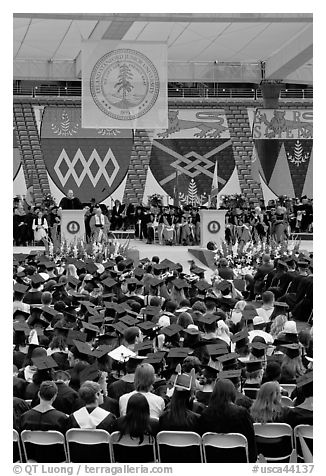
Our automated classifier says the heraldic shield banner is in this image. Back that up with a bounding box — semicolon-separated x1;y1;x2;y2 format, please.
41;107;133;203
82;40;168;129
149;109;236;205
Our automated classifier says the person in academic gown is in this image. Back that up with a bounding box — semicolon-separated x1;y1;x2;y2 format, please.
58;189;82;210
67;380;116;432
20;380;69;433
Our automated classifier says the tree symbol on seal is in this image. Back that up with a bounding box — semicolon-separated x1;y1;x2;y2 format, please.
208;221;220;233
67;221;80;234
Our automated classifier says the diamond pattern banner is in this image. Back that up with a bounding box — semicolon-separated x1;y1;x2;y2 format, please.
41;107;133;203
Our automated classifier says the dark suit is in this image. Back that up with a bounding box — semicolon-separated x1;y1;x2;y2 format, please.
111;203;126;230
59;196;82;210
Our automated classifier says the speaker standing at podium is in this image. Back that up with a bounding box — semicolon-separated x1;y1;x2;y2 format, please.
59;189;83;210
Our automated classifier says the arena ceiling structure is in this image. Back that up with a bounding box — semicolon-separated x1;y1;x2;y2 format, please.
13;12;312;85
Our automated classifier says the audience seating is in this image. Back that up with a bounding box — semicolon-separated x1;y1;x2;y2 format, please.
243;388;259;399
281;396;295;407
13;426;313;463
156;431;203;463
21;430;68;463
13;429;23;463
253;423;294;462
294;425;313;463
66;429;112;463
110;431;157;463
202;432;248;463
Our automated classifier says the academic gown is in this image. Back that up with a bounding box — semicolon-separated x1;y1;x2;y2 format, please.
31;381;81;415
107;378;135;401
68;406;116;433
20;407;69;433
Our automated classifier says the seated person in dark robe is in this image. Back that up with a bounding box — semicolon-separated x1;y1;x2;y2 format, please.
20;380;69;433
68;380;116;432
283;372;313;428
107;357;136;401
159;384;200;432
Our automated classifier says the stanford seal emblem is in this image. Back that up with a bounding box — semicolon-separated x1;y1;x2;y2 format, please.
90;49;160;121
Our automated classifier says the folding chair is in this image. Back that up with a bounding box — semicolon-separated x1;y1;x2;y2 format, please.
156;431;203;463
281;396;295;407
243;387;259;399
110;431;156;463
202;432;248;463
253;423;293;462
21;430;68;463
13;429;23;463
294;425;313;462
66;429;111;463
281;384;297;398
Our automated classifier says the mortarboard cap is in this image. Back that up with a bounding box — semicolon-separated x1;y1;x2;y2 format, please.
198;313;220;325
112;321;129;335
119;315;140;327
146;352;166;366
13;321;30;335
13;283;28;294
13;308;30;319
32;355;58;370
160;324;182;338
134;340;154;355
194;281;211;292
274;302;289;310
66;330;87;346
31;273;45;285
67;276;80;287
86;262;98;274
202;365;219;378
216;280;232;292
103;260;115;269
167;347;191;359
232;329;249;344
134;268;145;278
102;277;117;289
88;313;104;325
217;369;242;380
142;306;160;318
296;371;313;388
217;353;240;366
172;278;189;289
82;321;100;334
72;340;94;356
41;306;58;318
183;327;200;336
192;266;206;276
245;359;263;372
174;373;192;390
250;341;269;351
92;345;112;359
138;321;158;333
242;308;258;321
147;277;163;287
206;343;229;357
126;278;139;286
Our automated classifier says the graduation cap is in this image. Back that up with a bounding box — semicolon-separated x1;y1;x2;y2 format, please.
160;259;175;269
13;308;30;319
198;313;220;325
167;347;191;360
282;343;301;359
82;321;100;334
102;277;117;289
245;359;263;372
142;306;160;318
139;258;150;264
102;293;115;301
147;277;163;287
88;313;104;326
216;280;232;292
172;278;190;290
66;329;87;346
92;345;112;359
296;371;313;388
194;280;211;292
160;324;182;338
217;353;240;367
31;273;45;285
202;365;219;378
13;283;28;294
79;363;100;384
41;306;58;319
250;341;269;351
85;262;98;275
103;260;115;269
134;340;154;355
32;355;58;370
242;308;258;322
232;329;249;345
206;343;229;357
297;260;309;268
174;373;192;391
72;340;94;357
44;261;56;270
134;268;145;278
192;266;206;276
146;351;166;365
217;369;242;380
125;278;139;286
119;315;140;327
112;321;129;335
138;321;158;333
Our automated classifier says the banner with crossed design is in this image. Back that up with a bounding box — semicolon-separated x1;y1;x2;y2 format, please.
41;107;133;203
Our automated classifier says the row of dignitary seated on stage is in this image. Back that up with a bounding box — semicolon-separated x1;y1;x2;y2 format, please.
13;252;313;463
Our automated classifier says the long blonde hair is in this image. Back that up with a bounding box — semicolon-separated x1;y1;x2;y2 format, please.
270;314;288;338
251;381;282;423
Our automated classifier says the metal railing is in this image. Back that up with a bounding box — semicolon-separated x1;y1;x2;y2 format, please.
13;85;313;100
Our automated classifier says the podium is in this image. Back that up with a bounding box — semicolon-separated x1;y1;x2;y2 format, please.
199;209;227;248
60;210;85;245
